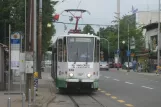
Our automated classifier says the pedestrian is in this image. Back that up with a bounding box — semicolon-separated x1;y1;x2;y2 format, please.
132;60;137;72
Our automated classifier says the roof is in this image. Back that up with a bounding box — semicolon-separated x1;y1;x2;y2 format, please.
52;33;100;44
143;22;160;31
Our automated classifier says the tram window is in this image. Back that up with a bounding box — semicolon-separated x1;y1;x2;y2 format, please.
58;39;63;62
96;40;100;62
94;38;97;62
63;37;67;62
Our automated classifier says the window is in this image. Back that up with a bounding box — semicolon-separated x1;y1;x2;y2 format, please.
96;40;100;62
63;37;67;62
58;39;63;62
94;38;97;62
67;37;94;62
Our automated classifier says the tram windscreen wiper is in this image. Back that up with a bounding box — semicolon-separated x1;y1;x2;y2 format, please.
74;48;78;64
86;47;88;64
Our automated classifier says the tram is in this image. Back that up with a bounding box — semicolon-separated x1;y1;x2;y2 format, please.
51;9;100;91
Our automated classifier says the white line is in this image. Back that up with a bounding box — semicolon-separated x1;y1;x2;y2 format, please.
125;82;133;84
105;76;110;79
141;86;153;90
113;79;120;81
155;81;158;82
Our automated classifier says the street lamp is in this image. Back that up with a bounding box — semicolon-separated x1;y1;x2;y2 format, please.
122;41;125;44
47;23;51;28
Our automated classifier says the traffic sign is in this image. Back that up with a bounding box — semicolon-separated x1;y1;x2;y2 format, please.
126;50;131;56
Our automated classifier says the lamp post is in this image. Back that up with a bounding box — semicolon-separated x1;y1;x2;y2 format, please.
127;24;130;72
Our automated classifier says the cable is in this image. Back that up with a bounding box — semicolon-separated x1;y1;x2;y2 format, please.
53;21;113;27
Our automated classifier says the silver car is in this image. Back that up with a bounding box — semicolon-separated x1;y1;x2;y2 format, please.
122;62;133;69
100;61;109;70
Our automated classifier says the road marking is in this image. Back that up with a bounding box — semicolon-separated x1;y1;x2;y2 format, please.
117;100;125;103
100;90;105;93
105;76;110;79
113;79;120;81
141;86;153;90
125;82;134;85
111;96;117;99
155;81;158;82
98;88;101;91
105;93;111;96
125;104;134;107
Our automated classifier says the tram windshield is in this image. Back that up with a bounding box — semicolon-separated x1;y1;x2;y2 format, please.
67;37;94;62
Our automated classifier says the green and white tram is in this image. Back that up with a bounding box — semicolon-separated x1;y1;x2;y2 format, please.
51;33;100;91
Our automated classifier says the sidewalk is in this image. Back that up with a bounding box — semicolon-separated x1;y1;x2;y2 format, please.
120;69;159;76
0;71;55;107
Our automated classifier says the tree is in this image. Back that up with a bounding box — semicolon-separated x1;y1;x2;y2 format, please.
82;24;95;34
0;0;57;53
42;0;57;53
98;14;144;60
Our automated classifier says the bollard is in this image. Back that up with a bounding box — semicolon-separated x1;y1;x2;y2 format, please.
28;89;31;107
7;97;11;107
22;93;25;107
33;87;36;103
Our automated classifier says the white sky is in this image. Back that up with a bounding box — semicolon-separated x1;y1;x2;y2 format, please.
52;0;158;41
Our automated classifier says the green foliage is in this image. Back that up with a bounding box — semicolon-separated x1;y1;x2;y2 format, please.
42;0;57;53
98;14;144;57
0;0;57;53
82;24;95;35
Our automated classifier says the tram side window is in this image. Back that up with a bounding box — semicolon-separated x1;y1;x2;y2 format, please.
96;40;100;62
94;39;97;62
63;37;67;62
58;39;63;62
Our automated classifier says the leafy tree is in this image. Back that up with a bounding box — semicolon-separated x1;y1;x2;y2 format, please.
82;24;95;34
0;0;57;53
98;14;144;60
42;0;57;53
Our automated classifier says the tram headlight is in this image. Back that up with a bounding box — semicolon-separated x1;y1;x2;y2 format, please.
69;73;74;77
87;73;91;78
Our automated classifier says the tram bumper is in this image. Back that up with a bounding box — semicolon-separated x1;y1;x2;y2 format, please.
66;79;94;82
65;79;97;89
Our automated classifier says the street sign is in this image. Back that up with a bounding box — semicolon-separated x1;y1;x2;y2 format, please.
11;32;21;69
126;50;131;56
19;53;25;72
25;52;33;74
117;49;120;54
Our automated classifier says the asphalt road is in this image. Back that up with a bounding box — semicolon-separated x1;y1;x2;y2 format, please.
48;68;161;107
99;68;161;107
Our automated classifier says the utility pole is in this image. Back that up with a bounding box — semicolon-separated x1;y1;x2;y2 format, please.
25;0;36;100
127;24;130;72
38;0;42;79
157;0;160;73
117;0;120;70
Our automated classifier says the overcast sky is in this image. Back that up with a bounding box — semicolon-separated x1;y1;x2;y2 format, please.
52;0;158;40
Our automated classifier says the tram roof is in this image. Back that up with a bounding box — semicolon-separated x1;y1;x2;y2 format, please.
52;33;100;44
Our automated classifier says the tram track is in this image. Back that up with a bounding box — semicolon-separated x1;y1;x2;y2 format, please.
68;94;106;107
68;95;80;107
89;95;107;107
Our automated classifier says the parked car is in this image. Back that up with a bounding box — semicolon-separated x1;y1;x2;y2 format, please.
114;62;122;68
100;61;109;70
122;62;133;69
108;61;114;68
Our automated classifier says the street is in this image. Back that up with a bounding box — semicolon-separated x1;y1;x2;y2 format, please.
48;69;161;107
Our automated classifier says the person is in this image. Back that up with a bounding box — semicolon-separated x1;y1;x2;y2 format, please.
132;60;137;72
